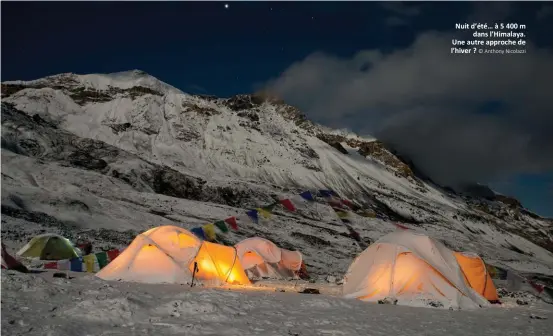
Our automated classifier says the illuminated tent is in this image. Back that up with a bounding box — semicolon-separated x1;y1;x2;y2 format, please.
454;252;499;302
17;234;80;261
235;237;303;279
342;230;490;309
96;226;250;286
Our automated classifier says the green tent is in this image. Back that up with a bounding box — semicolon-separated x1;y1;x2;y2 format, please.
17;234;79;260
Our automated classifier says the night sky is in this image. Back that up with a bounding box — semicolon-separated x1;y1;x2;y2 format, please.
2;2;553;217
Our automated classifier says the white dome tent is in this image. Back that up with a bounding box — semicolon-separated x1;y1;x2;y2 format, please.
235;237;303;280
96;225;250;286
342;230;490;309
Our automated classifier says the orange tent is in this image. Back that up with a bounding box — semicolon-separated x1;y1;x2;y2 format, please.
454;252;499;302
96;226;250;286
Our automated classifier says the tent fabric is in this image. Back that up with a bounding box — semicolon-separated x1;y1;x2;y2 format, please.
2;243;28;272
17;234;79;261
96;225;250;286
235;237;303;279
454;252;499;302
343;230;490;309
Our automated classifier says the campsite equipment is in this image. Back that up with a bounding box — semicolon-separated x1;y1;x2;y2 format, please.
96;225;250;286
1;243;28;272
235;237;303;280
454;252;500;303
17;234;80;261
191;262;198;287
342;230;490;309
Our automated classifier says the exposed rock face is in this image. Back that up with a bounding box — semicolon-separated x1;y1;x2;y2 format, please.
3;83;163;105
223;94;264;111
315;133;415;179
495;194;523;208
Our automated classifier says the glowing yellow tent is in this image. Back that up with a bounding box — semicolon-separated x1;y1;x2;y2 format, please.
96;225;250;286
454;252;499;302
343;230;490;309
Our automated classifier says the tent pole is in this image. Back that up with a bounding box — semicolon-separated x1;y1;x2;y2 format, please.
191;262;198;287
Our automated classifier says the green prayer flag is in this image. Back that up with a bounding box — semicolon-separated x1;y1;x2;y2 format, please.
96;251;109;269
214;220;229;233
262;202;279;212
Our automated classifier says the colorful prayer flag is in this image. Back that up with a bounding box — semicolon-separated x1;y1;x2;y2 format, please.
328;199;345;208
262;202;279;212
58;259;70;271
279;199;296;212
44;262;57;269
203;223;217;241
530;281;545;294
70;257;83;272
225;217;238;230
191;227;206;240
246;209;259;224
257;208;272;219
299;191;314;201
318;190;333;198
333;208;349;218
96;251;109;269
83;254;97;273
107;249;120;261
214;220;229;233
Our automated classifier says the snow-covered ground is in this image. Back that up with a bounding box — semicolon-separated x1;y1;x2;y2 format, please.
2;270;552;336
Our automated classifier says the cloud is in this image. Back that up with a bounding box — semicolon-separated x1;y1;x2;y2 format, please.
265;32;553;186
381;3;421;17
381;2;421;27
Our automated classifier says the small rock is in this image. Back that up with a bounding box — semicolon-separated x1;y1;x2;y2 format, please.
516;299;529;305
378;297;398;305
299;288;320;294
530;314;547;320
53;272;67;279
326;275;336;283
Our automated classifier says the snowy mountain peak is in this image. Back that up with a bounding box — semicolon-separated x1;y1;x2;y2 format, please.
2;70;183;97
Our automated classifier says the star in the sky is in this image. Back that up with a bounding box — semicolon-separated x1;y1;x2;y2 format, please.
224;4;229;9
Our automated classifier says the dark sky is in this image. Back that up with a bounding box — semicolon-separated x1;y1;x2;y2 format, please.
2;2;553;217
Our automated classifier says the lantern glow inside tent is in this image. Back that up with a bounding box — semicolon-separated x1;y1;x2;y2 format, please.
343;230;490;309
96;226;250;286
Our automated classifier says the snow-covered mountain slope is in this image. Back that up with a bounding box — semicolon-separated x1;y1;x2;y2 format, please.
2;71;552;280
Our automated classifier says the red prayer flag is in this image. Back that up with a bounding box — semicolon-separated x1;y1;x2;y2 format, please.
44;262;58;269
225;216;238;230
279;199;296;212
530;281;545;294
107;249;120;261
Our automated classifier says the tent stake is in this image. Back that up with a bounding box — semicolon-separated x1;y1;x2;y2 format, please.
191;262;198;287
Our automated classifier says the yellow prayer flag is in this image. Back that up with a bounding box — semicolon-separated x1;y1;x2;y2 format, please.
203;223;217;241
256;208;272;219
83;254;97;273
336;211;349;219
